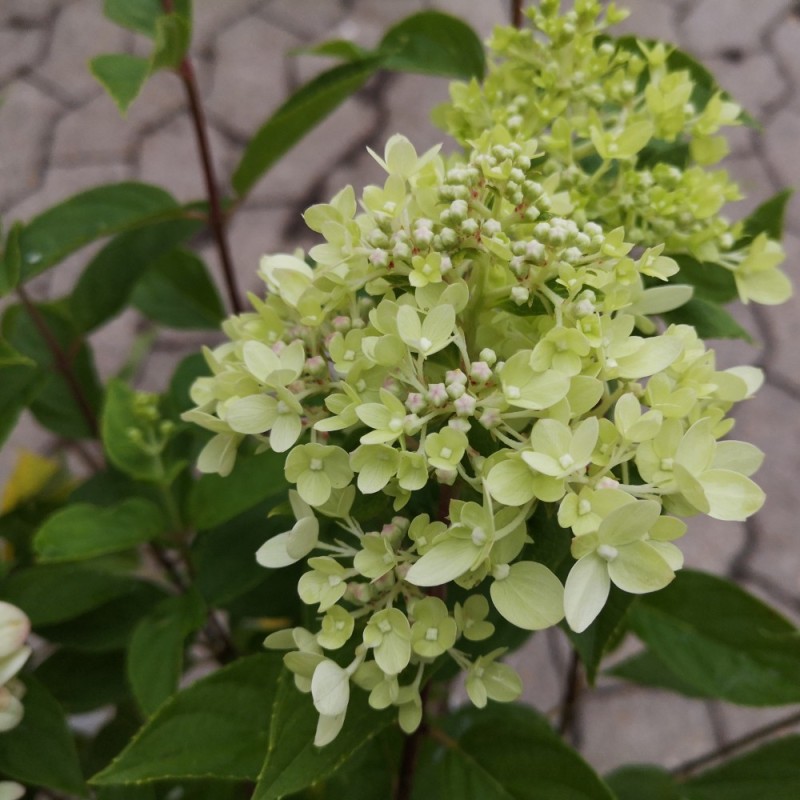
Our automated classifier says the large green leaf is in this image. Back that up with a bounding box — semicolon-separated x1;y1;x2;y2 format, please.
101;380;166;482
9;183;181;284
662;296;754;342
565;587;634;684
605;766;682;800
379;11;485;79
33;498;165;563
150;13;190;71
253;669;394;800
630;570;800;706
682;735;800;799
92;654;281;784
0;563;149;626
607;647;711;699
90;54;150;115
0;675;87;796
0;221;22;294
127;590;206;715
0;341;44;448
35;649;129;713
670;256;738;304
70;218;201;332
2;301;102;439
741;189;794;242
131;248;224;329
414;705;615;799
104;0;191;38
232;56;383;196
188;448;288;530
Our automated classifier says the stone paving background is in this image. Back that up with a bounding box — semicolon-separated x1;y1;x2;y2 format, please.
1;0;799;776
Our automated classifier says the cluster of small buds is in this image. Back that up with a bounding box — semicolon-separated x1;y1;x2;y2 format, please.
184;2;789;746
439;0;791;305
0;602;31;733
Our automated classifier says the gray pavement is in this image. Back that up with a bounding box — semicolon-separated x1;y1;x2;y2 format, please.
1;0;799;774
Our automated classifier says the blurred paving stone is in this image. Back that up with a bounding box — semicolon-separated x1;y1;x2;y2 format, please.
205;15;298;140
247;96;378;205
509;629;570;714
0;0;59;27
701;54;787;119
772;12;800;108
324;143;386;202
138;115;232;202
0;22;46;86
680;0;788;57
191;0;262;51
261;0;349;39
87;308;141;380
680;516;748;574
343;0;429;44
611;0;679;41
434;0;508;38
580;688;717;772
732;384;800;597
763;108;800;196
0;80;62;210
52;73;184;165
35;0;128;103
724;154;781;219
709;701;800;743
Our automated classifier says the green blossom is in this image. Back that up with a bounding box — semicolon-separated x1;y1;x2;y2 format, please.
363;608;412;675
410;597;457;658
285;444;353;506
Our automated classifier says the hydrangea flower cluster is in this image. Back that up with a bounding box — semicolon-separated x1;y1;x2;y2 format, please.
0;602;31;733
184;3;785;746
437;0;791;305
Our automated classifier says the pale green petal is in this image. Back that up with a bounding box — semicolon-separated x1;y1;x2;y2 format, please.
311;660;350;716
396;305;421;345
599;499;662;546
287;516;319;559
405;539;479;586
616;336;683;379
520;451;561;476
712;441;764;476
385;134;417;177
243;341;281;382
673;463;711;513
699;469;765;521
314;712;346;747
570;416;600;463
255;532;295;568
647;540;684;571
490;561;564;630
270;413;302;453
422;305;456;348
355;403;392;430
520;370;570;409
530;419;571;460
608;541;675;594
564;555;610;633
225;395;277;434
485;458;535;506
531;474;567;502
297;471;332;507
676;419;716;476
197;433;241;476
483;663;523;703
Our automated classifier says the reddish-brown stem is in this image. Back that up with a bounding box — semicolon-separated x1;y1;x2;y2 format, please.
161;0;243;315
557;649;583;740
512;0;525;28
17;286;99;438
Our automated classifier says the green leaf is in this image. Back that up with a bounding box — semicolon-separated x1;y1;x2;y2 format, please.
151;13;190;71
682;735;800;799
414;705;615;799
35;649;129;713
300;39;372;62
607;648;711;699
101;380;164;482
92;653;281;784
565;586;634;684
0;221;23;293
630;570;800;706
131;248;225;329
37;581;166;651
90;54;150;115
33;498;164;563
127;590;206;715
605;765;682;800
166;352;208;415
0;563;149;626
741;189;794;242
70;218;201;332
0;675;87;796
13;182;181;283
0;354;45;448
104;0;192;38
662;296;754;342
253;669;394;800
670;255;738;304
379;11;485;79
2;301;102;439
232;56;383;196
188;448;288;530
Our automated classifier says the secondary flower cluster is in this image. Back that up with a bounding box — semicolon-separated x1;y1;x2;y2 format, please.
0;602;31;733
437;0;790;305
185;119;768;741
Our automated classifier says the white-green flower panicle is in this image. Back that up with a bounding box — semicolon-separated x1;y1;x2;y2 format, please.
184;0;779;745
0;602;31;733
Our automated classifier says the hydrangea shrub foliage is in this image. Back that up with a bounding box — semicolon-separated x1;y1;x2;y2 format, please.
0;1;797;799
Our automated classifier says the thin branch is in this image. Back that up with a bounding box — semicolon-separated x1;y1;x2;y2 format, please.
558;649;583;740
512;0;525;28
394;683;430;800
161;0;244;315
671;708;800;779
17;286;99;438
